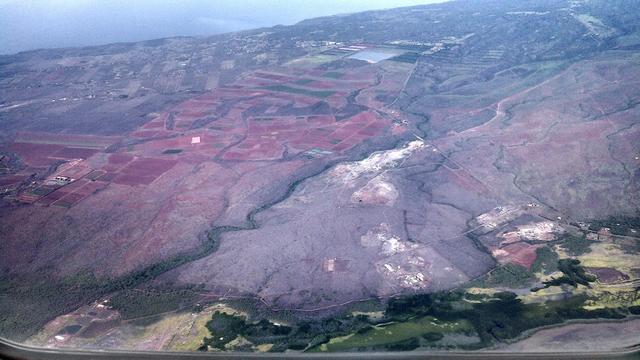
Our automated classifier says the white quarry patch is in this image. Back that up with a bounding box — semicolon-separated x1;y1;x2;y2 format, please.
351;176;399;206
363;223;429;290
191;136;201;144
506;11;550;15
331;140;425;184
323;258;336;272
573;13;616;38
377;255;429;290
360;223;416;255
381;237;408;256
474;205;523;232
360;223;392;247
499;221;564;245
491;248;509;258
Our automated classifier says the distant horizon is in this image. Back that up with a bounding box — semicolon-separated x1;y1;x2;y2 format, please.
0;0;448;55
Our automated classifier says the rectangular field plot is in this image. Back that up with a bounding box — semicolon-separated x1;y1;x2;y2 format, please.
389;52;421;63
86;170;107;181
0;174;28;187
75;181;108;196
103;153;135;172
112;157;177;186
112;173;158;186
7;143;64;167
50;147;98;159
56;161;93;179
37;190;67;206
97;172;118;182
222;141;285;161
59;179;91;192
52;192;85;208
261;85;335;98
14;132;120;150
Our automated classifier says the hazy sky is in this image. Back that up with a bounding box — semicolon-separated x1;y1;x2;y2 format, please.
0;0;446;55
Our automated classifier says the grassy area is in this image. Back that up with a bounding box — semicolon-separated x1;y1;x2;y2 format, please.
589;216;640;236
109;288;196;319
1;225;225;341
261;85;335;98
559;233;594;256
316;316;474;352
579;243;640;272
196;249;638;353
162;149;183;154
322;71;344;79
285;55;336;68
295;79;313;85
200;311;292;351
538;259;596;289
531;246;559;274
467;263;535;288
389;52;420;63
0;273;111;341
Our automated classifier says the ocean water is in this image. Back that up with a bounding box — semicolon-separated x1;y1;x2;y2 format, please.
0;0;445;55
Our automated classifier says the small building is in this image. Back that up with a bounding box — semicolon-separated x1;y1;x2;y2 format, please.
54;176;72;183
586;232;598;241
597;227;613;242
323;258;336;272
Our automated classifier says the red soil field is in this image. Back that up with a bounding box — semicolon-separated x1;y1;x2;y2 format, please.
0;54;406;284
112;158;177;185
51;147;98;160
57;162;93;179
8;143;64;167
253;72;297;82
103;154;135;171
305;81;337;89
75;181;108;196
142;121;165;129
131;130;172;139
0;175;29;187
97;172;118;182
37;191;66;206
500;242;540;269
14;131;120;149
112;173;158;186
61;179;91;192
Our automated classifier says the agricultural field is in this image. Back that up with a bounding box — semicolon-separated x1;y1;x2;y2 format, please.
1;0;640;354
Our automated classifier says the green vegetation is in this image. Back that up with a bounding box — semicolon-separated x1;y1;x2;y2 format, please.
389;52;420;63
531;246;559;274
322;71;344;79
200;311;292;350
0;273;115;340
109;288;196;319
162;149;183;154
559;233;594;256
383;290;627;348
202;312;249;349
0;225;228;341
196;258;635;353
60;324;82;334
540;259;596;289
295;78;313;85
589;216;640;236
315;316;474;352
261;85;335;98
467;263;535;288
